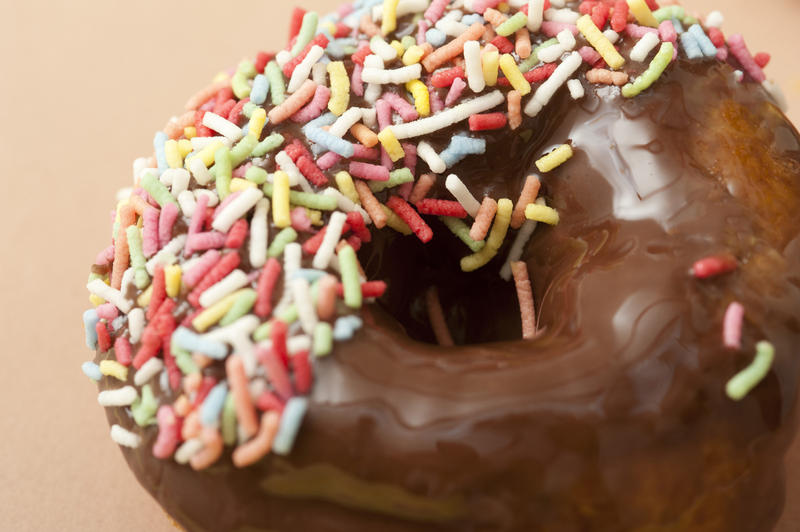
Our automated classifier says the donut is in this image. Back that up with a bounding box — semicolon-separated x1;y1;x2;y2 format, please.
82;1;800;530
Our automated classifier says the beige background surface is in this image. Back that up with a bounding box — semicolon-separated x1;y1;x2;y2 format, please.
1;0;799;530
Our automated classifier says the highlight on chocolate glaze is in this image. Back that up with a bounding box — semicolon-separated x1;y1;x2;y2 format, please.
80;0;800;530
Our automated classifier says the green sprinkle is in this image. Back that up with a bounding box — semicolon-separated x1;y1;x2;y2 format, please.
230;134;258;168
440;216;485;252
219;289;257;326
242;101;257;119
726;341;775;401
652;5;684;22
268;227;298;257
140;172;178;207
290;12;319;57
174;346;199;375
252;133;285;157
519;39;557;73
313;322;333;357
245;166;269;185
278;304;299;324
262;182;338;210
221;393;238;446
232;59;256;99
496;12;528;37
126;225;150;289
253;321;272;342
265;61;286;105
622;42;674;98
131;384;158;426
215;146;232;200
401;35;416;49
369;168;414;193
338;244;362;309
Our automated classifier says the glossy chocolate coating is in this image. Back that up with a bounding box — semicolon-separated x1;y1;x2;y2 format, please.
100;59;800;531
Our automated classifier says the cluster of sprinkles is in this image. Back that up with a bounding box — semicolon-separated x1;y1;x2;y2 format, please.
83;0;783;467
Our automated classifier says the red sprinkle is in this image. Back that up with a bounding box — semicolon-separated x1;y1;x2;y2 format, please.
430;66;466;88
386;196;433;243
591;3;610;30
114;336;132;366
213;98;236;118
754;52;771;68
489;36;515;54
284;138;312;162
224;219;249;249
346;235;362;251
227;98;250;126
707;27;725;48
188;251;240;307
644;0;659;10
96;321;111;352
194;110;213;137
351;41;372;66
270;320;289;367
288;7;307;45
256;391;285;413
214;86;234;108
258;346;293;400
497;63;557;86
255;258;282;318
335;280;388;299
147;264;167;321
291;350;313;395
346;211;371;243
334;23;353;38
691;254;738;279
296;155;329;186
611;0;629;32
254;51;274;74
283;35;331;77
469;112;508;131
161;333;181;391
416;198;468;218
579;1;598;15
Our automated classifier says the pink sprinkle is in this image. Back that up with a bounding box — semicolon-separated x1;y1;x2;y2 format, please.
232;162;251;178
114;336;132;366
142;207;160;258
445;77;467;107
658;20;677;44
381;93;419;122
317;151;342;170
541;22;578;38
153;405;181;460
290;207;313;232
716;45;728;62
417;20;429;45
427;80;444;113
471;0;502;15
727;34;766;83
290;84;332;123
184;193;209;257
349;161;390;181
626;23;658;39
578;46;602;65
95;244;115;266
158;202;179;248
183;250;221;288
213;191;241;219
133;187;158;208
96;303;119;321
353;145;380;160
723;302;745;350
424;0;449;23
186;231;226;253
351;64;364;97
257;346;294;400
402;142;417;175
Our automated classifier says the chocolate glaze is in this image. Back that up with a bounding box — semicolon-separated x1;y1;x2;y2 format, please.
100;59;800;531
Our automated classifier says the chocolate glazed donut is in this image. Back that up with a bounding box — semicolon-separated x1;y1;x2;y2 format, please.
98;58;800;532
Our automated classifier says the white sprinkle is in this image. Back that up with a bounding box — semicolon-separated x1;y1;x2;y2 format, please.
291;278;318;335
500;198;544;280
630;32;661;62
146;235;187;275
567;79;585;99
527;0;544;31
311;61;328;85
705;10;724;28
177;190;197;218
134;357;164;386
275;50;292;69
445;174;482;218
417;141;447;173
544;7;579;24
435;17;469;37
212;187;263;233
603;29;619;44
202;112;244;143
190;136;231;150
361;63;423;84
288;45;325;93
198;270;250;308
120;268;135;299
356;107;378;129
287;334;312;354
127;308;145;344
98;386;138;407
329;108;366;138
312;211;348;270
556;28;576;50
321;188;372;224
275;151;313;193
204;315;259;374
249;198;270;269
549;0;566;7
463;40;485;93
110;425;141;448
187;156;213;186
524;51;582;117
86;279;133;314
194;188;219;207
371;0;430;21
390;90;505;139
538;43;566;63
364;55;384;105
174;438;204;464
369;36;398;62
160;168;191;198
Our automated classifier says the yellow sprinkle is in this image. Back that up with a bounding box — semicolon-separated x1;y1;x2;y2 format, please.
405;79;431;117
165;264;182;298
460;199;513;272
327;61;350;116
99;360;129;381
164;139;183;169
499;54;531;96
272;170;291;228
177;139;193;158
137;283;153;307
576;15;625;70
230;177;257;192
192;291;242;332
535;144;574;172
322;20;337;36
89;294;105;306
381;205;413;235
626;0;659;27
402;45;426;65
189;140;224;168
378;127;405;162
184;126;197;139
248;107;267;138
382;0;400;35
306;208;324;225
482;48;500;86
390;40;405;57
335;171;360;204
525;203;560;225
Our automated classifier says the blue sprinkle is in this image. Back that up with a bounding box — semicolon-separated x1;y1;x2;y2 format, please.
306;127;355;158
439;136;487;168
303;111;337;132
153;131;169;172
250;74;270;105
688;24;718;57
83;309;100;350
111;316;126;332
200;382;229;427
426;28;447;47
333;317;355;340
290;269;327;283
272;397;309;455
461;14;485;26
671;17;684;34
344;315;363;330
172;327;228;359
680;32;703;60
82;361;102;381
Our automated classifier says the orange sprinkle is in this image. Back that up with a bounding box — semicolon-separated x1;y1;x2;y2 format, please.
359;12;381;37
511;261;537;340
409;173;437;205
422;22;485;72
469;197;498;241
484;23;496;42
354;180;388;229
128;193;150;215
184;79;228;111
232;411;280;468
226;354;259;439
181;410;202;441
111;203;136;289
268;80;318;124
511;175;541;229
192;353;214;370
173;395;191;417
164;111;196;140
515;28;532;59
507;90;522;130
426;286;454;346
586;68;629;86
419;42;434;58
350;123;379;147
316;274;338;321
190;427;224;471
483;8;508;27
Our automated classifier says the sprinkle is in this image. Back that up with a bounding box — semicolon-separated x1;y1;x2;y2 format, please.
338;244;363;309
290;85;331;123
621;41;675;97
98;386;138;407
248;199;269;270
445;174;482;217
460;198;512;272
128;307;145;344
576;15;625;70
174;439;203;465
313;211;348;270
164;264;181;298
496;11;528;36
361;63;423;84
416;199;468;218
381;0;400;35
687;24;717;58
691;254;737;279
188;251;240;307
507;90;523;129
421;286;453;346
211;187;263;234
140;173;177;208
386;196;433;242
515;28;533;59
268;79;317;124
444;77;467;107
630;31;661;62
462;40;486;94
290;11;319;56
727;34;766;83
499;53;531;95
306;126;355;158
396;90;506;138
271;397;309;455
86;279;132;314
202;112;244;143
99;359;128;381
726;341;775;401
431;66;466;88
267;227;298;258
525;203;560;225
482;46;500;86
511;261;537;339
349;161;390;182
313;322;334;357
350;123;380;148
680;32;703;60
82;361;102;381
198;270;249;309
184;79;229;111
110;425;141;448
611;0;629;32
288;45;324;94
153;405;181;459
422;22;486;72
723;302;745;350
271;171;292;229
377;127;406;162
265;61;287;106
226;354;259;439
469;112;508;131
585;68;629;86
406;79;431;116
626;0;659;27
232;411;280;468
133;357;163;386
255;258;282;318
469;197;499;241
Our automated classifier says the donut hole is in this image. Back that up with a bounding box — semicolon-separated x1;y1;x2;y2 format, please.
359;218;522;345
